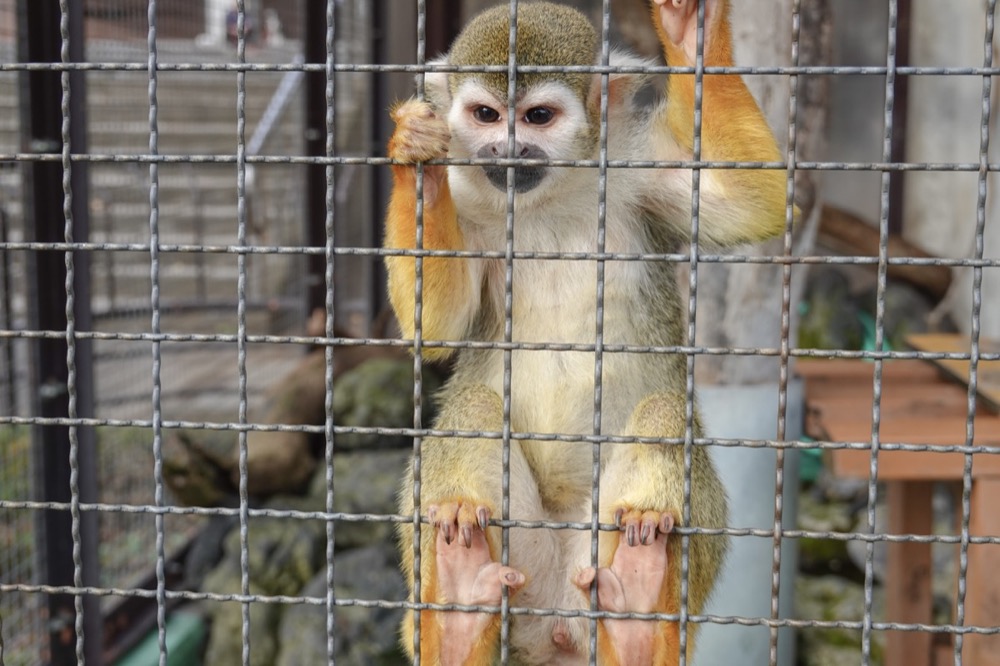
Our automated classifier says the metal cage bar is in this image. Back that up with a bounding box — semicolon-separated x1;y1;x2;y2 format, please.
1;2;999;666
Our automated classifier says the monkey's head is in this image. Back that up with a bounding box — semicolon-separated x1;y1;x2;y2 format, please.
426;2;603;198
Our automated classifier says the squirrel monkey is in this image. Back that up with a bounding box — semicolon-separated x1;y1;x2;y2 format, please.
385;1;787;664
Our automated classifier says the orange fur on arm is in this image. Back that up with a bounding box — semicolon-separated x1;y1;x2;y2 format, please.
653;0;790;245
384;164;476;361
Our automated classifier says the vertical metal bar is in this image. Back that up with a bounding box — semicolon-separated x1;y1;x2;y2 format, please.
886;0;911;237
411;0;428;661
680;2;709;663
323;1;338;664
369;2;418;321
305;0;329;316
234;3;252;666
369;2;391;320
17;0;100;663
588;2;611;664
771;1;802;663
862;1;899;662
58;0;85;662
0;206;16;413
953;2;994;663
144;0;168;663
501;1;519;661
424;0;459;59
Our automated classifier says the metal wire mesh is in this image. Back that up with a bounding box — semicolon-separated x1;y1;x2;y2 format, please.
1;1;999;665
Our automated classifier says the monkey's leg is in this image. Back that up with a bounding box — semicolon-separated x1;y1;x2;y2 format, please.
574;392;727;666
398;383;560;665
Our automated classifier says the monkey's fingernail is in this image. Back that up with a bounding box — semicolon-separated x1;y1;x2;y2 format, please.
442;524;453;545
461;526;473;548
614;508;624;527
626;524;637;547
477;507;490;531
661;515;675;533
640;524;653;545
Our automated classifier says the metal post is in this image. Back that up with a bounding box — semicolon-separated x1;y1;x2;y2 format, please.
0;204;16;413
887;0;911;236
17;0;101;663
368;0;423;321
304;0;329;317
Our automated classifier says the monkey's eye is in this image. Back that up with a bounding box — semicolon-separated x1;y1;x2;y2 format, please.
473;106;501;123
524;107;555;125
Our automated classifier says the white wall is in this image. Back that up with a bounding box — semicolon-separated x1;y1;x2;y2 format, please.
824;0;999;338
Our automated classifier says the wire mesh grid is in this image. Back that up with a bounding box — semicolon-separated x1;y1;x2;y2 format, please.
1;0;999;665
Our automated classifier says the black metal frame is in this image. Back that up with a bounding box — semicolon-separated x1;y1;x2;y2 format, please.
17;1;101;663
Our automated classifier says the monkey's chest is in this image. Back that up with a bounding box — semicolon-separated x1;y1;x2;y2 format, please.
498;260;642;432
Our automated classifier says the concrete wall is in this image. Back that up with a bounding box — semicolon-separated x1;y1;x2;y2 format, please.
825;0;999;338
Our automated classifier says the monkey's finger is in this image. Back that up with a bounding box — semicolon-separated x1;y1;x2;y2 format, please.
428;501;461;544
498;566;525;591
574;567;627;612
660;513;675;535
639;512;660;546
455;503;487;548
476;506;491;532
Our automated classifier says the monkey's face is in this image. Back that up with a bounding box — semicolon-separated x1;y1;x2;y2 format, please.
447;80;594;197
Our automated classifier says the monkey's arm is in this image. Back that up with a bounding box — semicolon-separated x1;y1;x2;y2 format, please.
650;0;789;246
385;100;482;361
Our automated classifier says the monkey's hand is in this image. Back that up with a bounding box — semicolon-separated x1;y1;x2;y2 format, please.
575;509;677;666
653;0;726;66
389;99;450;163
388;98;451;204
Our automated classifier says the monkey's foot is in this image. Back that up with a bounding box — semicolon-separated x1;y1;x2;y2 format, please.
575;510;675;665
654;0;717;65
429;502;525;665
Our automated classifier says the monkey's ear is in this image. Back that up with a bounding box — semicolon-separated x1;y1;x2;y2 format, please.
588;50;656;113
422;56;452;113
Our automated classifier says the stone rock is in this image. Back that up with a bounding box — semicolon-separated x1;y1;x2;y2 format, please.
858;281;934;350
813;468;868;504
798;491;855;534
795;575;885;665
163;429;237;507
313;449;410;549
798;268;865;350
276;545;407;666
182;515;239;591
202;561;283;666
331;358;443;451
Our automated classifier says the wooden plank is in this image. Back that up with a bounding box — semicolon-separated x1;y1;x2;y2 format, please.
831;449;1000;481
906;333;1000;414
884;481;934;666
799;359;1000;479
964;476;1000;665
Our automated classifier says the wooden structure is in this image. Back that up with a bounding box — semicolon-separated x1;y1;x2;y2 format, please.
800;357;1000;666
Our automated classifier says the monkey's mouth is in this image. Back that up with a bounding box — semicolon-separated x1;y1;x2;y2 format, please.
482;166;547;193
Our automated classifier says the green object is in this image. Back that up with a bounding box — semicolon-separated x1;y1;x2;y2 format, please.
114;611;206;666
799;437;823;484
